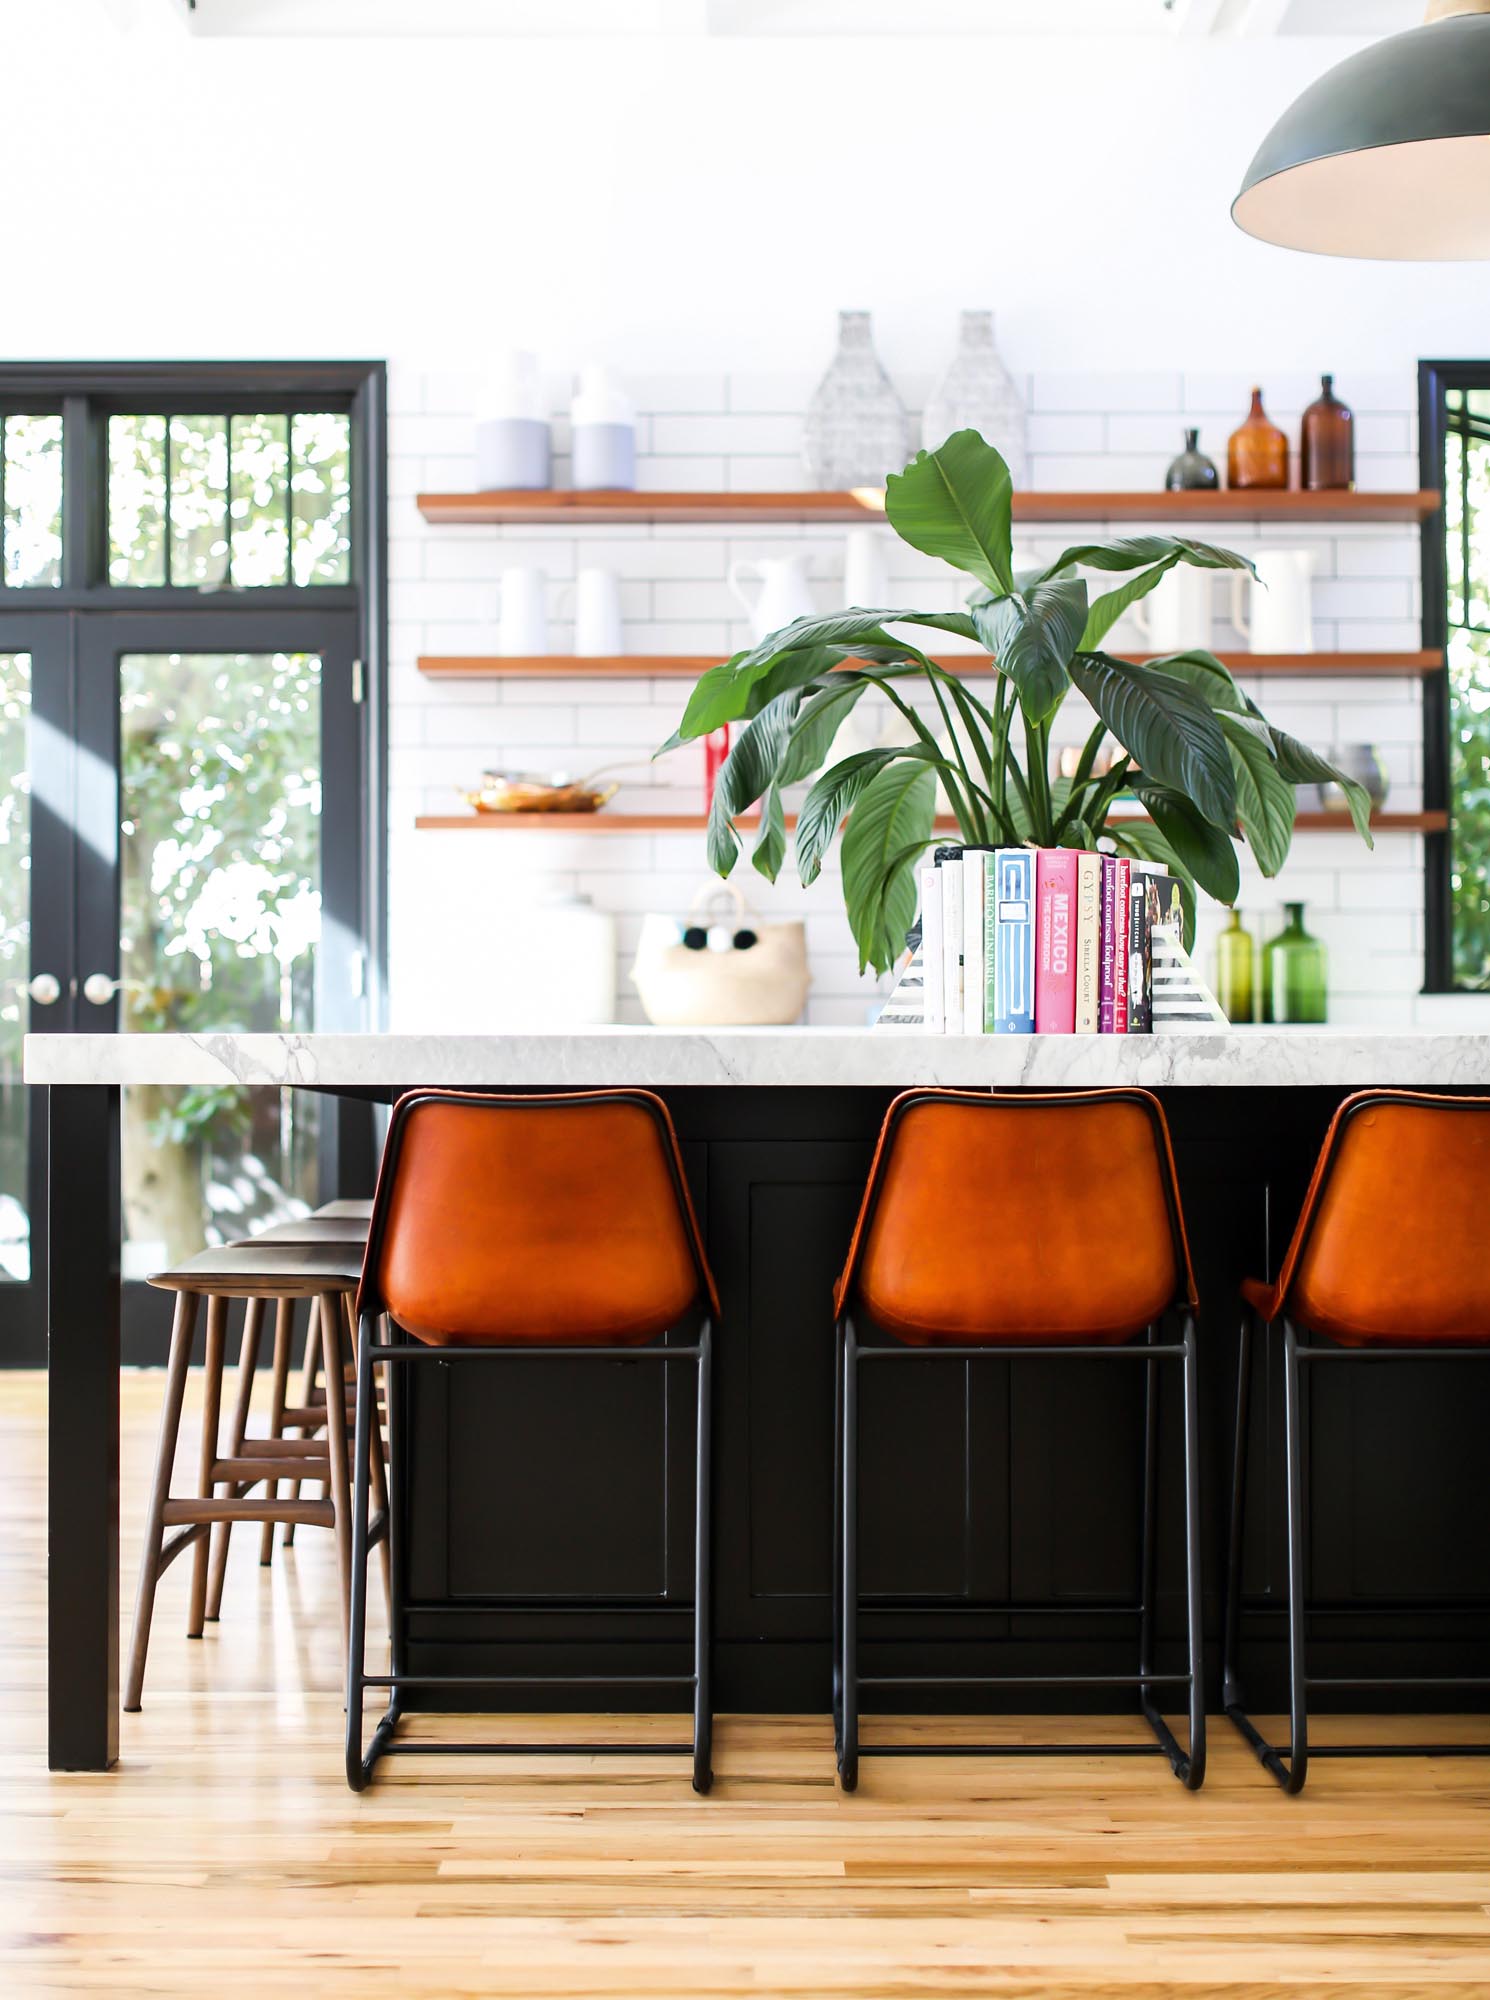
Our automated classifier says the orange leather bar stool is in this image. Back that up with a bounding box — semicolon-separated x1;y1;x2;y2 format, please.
1224;1090;1490;1793
344;1089;719;1794
834;1088;1205;1792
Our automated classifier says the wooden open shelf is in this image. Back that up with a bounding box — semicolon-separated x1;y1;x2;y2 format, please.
415;809;1446;835
417;487;1441;527
418;650;1444;682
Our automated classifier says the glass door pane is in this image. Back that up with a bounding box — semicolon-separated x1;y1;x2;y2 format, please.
118;651;323;1273
0;652;31;1280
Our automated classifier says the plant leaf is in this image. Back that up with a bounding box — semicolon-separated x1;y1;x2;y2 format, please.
974;575;1086;725
752;782;787;882
1266;729;1376;846
794;746;907;886
674;643;845;744
1069;651;1237;829
1139;647;1250;714
840;759;938;973
1080;553;1182;651
1128;783;1241;904
882;429;1014;596
1221;711;1295;876
777;677;871;786
1034;535;1256;584
705;692;800;875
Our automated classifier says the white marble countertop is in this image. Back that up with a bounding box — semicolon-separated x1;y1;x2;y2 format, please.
22;1026;1490;1089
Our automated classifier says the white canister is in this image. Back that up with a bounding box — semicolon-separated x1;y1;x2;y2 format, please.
574;567;624;656
842;525;891;609
571;363;637;490
1232;548;1318;654
498;566;549;656
525;892;616;1024
474;349;552;491
1133;565;1214;654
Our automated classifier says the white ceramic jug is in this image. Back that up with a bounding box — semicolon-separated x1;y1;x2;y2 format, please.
498;566;549;656
1132;565;1213;654
1232;548;1318;655
728;555;815;643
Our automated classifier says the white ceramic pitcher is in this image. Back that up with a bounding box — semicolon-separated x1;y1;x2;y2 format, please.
728;555;815;643
1132;565;1213;654
1231;548;1318;655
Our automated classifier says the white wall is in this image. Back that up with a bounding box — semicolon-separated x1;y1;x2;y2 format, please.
14;10;1490;1026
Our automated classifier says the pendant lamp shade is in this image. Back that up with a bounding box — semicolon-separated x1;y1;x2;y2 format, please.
1232;11;1490;260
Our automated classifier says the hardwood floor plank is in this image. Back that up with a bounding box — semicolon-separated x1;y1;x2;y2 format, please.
5;1370;1490;1997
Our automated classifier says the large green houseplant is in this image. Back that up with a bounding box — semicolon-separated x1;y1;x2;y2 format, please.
661;430;1374;975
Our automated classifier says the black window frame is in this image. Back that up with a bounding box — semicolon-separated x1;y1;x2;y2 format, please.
0;359;389;1020
1420;359;1487;992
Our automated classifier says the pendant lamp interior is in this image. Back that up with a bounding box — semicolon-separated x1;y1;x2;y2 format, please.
1233;2;1490;260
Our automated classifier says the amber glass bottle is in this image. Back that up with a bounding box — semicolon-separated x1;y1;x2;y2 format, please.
1228;388;1289;490
1301;373;1354;491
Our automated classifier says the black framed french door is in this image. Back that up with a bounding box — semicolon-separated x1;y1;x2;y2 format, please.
0;613;73;1360
0;605;364;1364
73;609;365;1360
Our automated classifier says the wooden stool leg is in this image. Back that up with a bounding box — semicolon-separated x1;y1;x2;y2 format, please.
125;1291;200;1713
259;1298;295;1567
283;1299;323;1549
319;1293;354;1661
344;1295;391;1608
206;1295;265;1622
186;1293;229;1640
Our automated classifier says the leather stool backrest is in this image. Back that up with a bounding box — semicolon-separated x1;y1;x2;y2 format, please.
835;1088;1195;1345
1277;1090;1490;1346
359;1090;718;1345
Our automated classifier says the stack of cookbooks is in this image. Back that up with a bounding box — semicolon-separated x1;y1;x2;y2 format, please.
900;844;1201;1036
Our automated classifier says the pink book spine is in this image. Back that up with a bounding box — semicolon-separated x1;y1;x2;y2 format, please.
1034;849;1078;1034
1112;857;1132;1035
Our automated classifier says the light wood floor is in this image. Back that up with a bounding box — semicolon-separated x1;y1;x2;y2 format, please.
4;1372;1490;1997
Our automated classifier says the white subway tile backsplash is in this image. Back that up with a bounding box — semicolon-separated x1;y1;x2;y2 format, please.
387;363;1437;1028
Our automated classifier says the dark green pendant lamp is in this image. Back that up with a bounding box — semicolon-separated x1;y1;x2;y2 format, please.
1233;0;1490;259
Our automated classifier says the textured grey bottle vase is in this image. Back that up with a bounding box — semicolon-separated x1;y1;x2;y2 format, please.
572;422;637;491
475;417;552;491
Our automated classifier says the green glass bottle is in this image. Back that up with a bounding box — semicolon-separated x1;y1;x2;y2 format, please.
1213;909;1255;1024
1261;902;1328;1025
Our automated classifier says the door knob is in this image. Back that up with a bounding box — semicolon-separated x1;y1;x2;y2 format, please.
82;972;125;1007
17;972;62;1006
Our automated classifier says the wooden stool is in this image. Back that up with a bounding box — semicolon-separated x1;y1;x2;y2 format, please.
125;1241;379;1713
242;1214;372;1565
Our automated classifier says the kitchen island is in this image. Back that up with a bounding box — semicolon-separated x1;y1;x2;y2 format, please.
27;1027;1490;1771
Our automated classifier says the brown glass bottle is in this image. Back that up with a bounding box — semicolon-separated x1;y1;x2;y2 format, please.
1301;373;1354;491
1228;387;1289;490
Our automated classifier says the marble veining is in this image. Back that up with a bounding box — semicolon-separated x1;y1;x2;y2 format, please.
23;1026;1490;1090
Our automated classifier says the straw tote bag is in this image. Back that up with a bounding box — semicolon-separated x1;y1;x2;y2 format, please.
631;883;809;1027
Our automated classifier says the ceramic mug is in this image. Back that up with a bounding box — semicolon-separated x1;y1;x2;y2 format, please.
498;566;549;656
574;567;624;656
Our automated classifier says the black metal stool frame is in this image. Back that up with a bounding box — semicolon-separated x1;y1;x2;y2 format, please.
1224;1309;1490;1794
833;1307;1206;1792
342;1086;716;1797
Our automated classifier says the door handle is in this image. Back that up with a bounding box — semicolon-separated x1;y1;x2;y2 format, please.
81;972;142;1008
4;972;63;1006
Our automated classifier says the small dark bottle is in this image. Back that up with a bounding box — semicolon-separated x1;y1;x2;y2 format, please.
1165;428;1219;491
1301;373;1354;491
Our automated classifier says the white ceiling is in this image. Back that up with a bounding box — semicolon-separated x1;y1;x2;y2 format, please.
122;0;1429;36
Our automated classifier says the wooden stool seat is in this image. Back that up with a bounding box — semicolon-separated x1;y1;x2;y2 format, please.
126;1239;387;1715
245;1216;371;1247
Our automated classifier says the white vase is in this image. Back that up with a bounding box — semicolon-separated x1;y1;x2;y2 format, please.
921;310;1027;486
574;567;624;656
1133;566;1214;654
498;566;548;655
1231;549;1318;654
802;311;910;490
842;525;891;609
